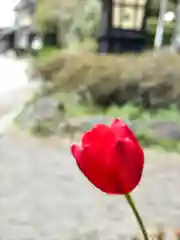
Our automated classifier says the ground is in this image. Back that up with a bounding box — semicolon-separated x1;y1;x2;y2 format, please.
0;52;180;239
1;129;180;239
0;52;39;133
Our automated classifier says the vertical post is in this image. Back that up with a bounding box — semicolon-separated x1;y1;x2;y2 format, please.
171;0;180;52
154;0;168;50
98;0;113;53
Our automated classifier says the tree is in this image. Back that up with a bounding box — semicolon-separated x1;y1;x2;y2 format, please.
171;0;180;51
154;0;168;49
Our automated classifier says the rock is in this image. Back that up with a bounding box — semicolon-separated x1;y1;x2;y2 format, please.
17;104;36;129
32;97;65;122
18;97;65;131
134;228;179;240
133;226;165;240
149;121;180;141
164;229;178;240
129;120;180;142
33;97;60;120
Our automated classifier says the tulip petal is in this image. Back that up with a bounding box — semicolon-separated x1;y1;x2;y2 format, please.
83;126;116;164
80;125;119;193
111;119;126;128
111;138;144;194
71;125;119;193
111;119;140;147
71;144;82;165
80;146;119;194
82;124;111;147
82;124;116;152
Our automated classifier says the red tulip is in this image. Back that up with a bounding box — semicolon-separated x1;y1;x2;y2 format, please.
71;119;144;194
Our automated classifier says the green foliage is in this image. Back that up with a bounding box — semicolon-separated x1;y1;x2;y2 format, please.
70;0;100;39
35;0;176;50
35;0;100;48
35;0;59;32
149;0;176;16
36;50;180;109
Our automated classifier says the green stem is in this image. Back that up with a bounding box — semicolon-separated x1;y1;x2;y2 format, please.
125;193;149;240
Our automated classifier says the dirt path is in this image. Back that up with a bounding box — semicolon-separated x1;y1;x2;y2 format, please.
0;54;40;135
0;54;39;116
0;129;180;239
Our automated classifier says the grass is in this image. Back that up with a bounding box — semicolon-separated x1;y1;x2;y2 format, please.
35;47;60;65
16;89;180;152
104;104;180;121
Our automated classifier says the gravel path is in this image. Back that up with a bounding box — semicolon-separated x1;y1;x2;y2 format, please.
0;54;39;118
0;129;180;240
0;53;40;139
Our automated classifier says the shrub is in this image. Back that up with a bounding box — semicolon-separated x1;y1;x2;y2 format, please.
36;50;180;109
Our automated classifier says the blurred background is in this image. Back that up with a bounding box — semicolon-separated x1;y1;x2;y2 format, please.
1;1;180;240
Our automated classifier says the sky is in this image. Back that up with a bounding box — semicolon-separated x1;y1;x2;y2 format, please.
0;0;21;28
